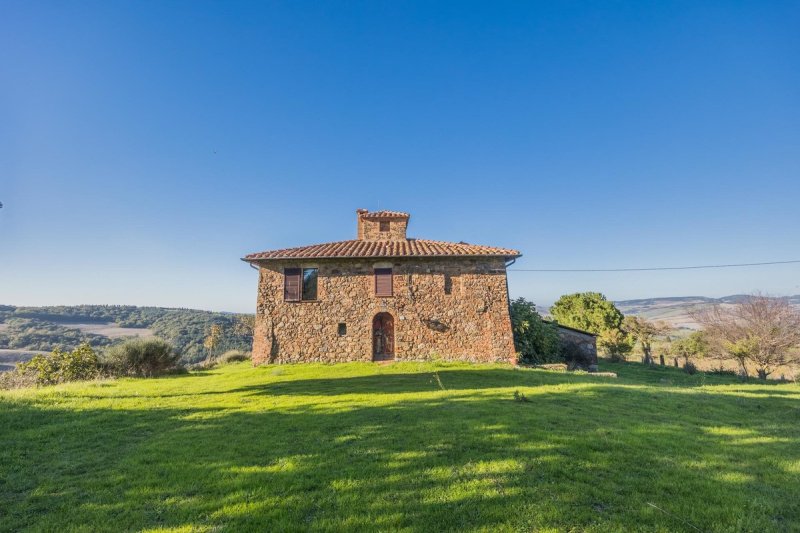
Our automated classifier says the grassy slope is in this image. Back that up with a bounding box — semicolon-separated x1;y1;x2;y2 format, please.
1;362;798;532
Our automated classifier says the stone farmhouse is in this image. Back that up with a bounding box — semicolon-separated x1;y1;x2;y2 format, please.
243;209;521;364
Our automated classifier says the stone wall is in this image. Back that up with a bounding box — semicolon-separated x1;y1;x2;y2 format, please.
252;257;516;364
556;326;598;366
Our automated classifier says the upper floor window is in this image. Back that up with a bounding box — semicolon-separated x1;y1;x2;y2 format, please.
444;273;453;295
374;268;393;297
379;221;390;232
284;267;318;301
302;268;318;300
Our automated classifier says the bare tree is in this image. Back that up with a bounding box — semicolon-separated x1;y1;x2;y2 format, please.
692;295;800;379
203;323;224;360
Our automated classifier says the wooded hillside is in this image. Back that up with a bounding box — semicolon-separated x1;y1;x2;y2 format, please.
0;305;253;363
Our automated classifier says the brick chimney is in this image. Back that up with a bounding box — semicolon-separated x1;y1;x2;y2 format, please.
356;209;410;242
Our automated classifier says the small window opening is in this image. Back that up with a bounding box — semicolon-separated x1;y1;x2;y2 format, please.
444;273;453;295
379;220;390;232
337;323;347;336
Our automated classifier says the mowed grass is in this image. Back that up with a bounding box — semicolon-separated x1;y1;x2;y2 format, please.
1;361;799;532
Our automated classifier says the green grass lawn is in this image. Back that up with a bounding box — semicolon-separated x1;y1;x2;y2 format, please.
1;361;799;532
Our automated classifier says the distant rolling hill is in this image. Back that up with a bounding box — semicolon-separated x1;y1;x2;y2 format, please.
613;294;800;330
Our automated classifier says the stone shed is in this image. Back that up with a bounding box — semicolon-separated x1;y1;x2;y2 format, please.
554;324;598;366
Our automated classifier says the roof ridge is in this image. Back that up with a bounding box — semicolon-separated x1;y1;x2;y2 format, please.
243;237;520;261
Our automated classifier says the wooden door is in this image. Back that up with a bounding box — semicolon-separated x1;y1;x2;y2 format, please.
372;313;394;361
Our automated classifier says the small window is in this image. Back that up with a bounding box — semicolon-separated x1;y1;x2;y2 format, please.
379;220;390;232
444;273;453;295
284;267;317;301
337;323;347;336
375;268;393;297
302;268;318;301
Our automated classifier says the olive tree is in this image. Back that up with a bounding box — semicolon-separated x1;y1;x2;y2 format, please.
624;316;668;365
670;331;709;366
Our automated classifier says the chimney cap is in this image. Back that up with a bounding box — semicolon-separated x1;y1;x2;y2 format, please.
358;210;410;219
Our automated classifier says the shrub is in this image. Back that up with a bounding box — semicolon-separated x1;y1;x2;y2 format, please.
510;298;562;365
513;390;530;402
684;361;698;375
104;338;180;377
217;350;251;364
0;367;39;389
708;367;738;378
5;343;99;387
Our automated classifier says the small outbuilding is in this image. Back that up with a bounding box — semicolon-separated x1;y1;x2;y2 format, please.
554;324;598;367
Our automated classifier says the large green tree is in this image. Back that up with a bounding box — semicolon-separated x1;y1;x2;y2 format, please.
549;292;624;335
550;292;631;359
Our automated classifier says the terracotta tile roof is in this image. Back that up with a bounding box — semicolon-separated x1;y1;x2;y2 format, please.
359;210;410;219
243;239;521;261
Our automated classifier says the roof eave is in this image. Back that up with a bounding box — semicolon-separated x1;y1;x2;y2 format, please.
243;252;521;263
546;321;599;337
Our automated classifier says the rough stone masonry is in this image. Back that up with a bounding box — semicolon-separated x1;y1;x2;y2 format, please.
243;209;521;364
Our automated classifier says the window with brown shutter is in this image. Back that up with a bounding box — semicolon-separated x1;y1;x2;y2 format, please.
284;267;318;301
284;268;301;301
374;268;393;297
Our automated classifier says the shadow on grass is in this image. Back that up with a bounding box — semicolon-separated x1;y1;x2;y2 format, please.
234;362;797;398
1;365;798;531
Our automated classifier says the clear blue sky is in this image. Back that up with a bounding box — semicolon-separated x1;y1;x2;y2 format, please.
2;1;799;313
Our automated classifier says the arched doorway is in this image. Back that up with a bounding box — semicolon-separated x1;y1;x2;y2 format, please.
372;312;394;361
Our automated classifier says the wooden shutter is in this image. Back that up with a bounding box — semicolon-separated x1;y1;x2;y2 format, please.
375;268;393;297
284;268;301;301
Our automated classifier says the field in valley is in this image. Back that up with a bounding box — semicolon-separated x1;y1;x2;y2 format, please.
48;320;155;339
1;361;798;532
0;349;47;372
